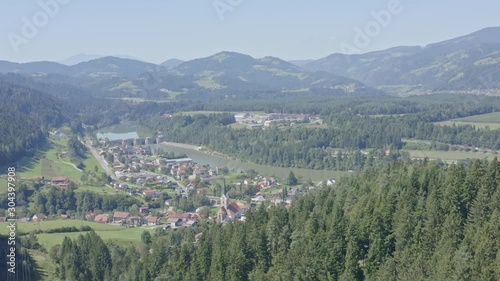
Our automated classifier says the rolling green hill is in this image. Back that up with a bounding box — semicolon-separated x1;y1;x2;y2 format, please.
303;27;500;93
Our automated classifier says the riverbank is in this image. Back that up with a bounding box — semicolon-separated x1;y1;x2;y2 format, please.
158;142;351;181
161;142;236;160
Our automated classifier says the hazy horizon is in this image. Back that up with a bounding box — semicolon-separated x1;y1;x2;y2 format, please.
2;0;500;64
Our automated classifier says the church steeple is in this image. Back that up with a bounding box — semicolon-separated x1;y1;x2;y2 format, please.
221;178;229;209
222;178;226;195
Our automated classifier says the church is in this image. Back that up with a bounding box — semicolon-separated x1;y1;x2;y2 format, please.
218;186;249;222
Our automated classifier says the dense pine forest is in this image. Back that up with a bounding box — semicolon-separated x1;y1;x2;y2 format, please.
0;235;40;281
0;186;145;219
50;158;500;281
0;78;182;165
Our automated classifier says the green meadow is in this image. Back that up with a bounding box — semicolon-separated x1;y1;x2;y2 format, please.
404;149;498;162
0;219;155;249
436;112;500;129
12;138;105;184
0;219;121;234
35;227;154;249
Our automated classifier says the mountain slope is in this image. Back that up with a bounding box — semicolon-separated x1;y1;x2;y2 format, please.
71;56;157;77
60;54;103;66
303;27;500;92
0;56;156;78
0;61;71;74
0;52;370;99
160;59;185;69
172;52;365;92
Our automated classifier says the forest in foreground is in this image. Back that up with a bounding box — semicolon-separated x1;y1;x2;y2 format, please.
46;158;500;281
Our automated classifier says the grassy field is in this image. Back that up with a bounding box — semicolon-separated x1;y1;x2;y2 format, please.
82;151;105;175
0;178;8;194
436;112;500;129
26;223;156;280
73;186;147;205
30;250;59;281
35;227;154;249
75;185;119;195
15;140;83;182
10;138;105;185
0;219;154;250
404;150;498;162
0;220;122;235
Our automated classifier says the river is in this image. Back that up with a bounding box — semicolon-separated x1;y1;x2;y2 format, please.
95;122;348;181
154;142;348;181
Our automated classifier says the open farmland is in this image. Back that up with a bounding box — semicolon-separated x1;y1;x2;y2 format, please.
436;112;500;129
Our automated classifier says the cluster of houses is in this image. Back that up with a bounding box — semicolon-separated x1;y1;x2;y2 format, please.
235;112;323;129
98;135;164;147
20;176;72;187
98;137;222;184
87;210;162;227
234;175;278;189
85;207;204;229
0;213;69;223
165;210;201;229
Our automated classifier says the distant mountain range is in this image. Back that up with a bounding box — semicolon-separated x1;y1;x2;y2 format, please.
160;59;185;69
171;51;362;91
60;54;103;66
0;52;366;99
59;54;148;66
0;27;499;98
302;27;500;93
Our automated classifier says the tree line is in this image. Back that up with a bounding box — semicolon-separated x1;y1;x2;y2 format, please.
49;158;500;280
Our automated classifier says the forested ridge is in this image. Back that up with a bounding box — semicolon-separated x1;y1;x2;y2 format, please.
0;185;144;218
51;158;500;281
0;105;46;163
0;81;67;163
0;78;184;164
141;114;405;170
140;102;500;171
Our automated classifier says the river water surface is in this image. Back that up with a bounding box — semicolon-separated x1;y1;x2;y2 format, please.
96;122;348;181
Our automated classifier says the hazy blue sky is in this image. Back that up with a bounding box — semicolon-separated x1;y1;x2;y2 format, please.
1;0;500;63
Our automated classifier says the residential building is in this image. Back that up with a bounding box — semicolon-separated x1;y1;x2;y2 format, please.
113;212;130;224
166;218;181;228
147;216;160;226
94;214;109;223
51;176;70;187
32;214;47;221
127;216;145;226
139;206;149;214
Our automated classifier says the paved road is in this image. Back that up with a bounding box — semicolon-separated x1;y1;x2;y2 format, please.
79;138;118;181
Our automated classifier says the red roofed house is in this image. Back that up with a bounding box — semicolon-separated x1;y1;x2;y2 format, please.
113;212;130;224
167;211;191;220
147;216;160;226
94;214;109;223
142;189;162;200
51;176;70;187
